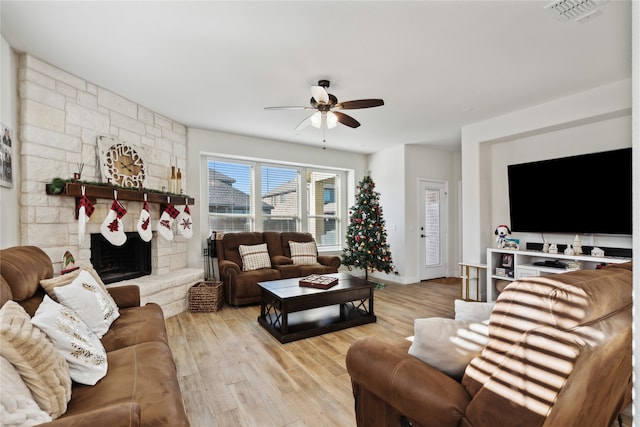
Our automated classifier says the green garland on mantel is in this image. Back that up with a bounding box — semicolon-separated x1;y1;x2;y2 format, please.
47;177;191;198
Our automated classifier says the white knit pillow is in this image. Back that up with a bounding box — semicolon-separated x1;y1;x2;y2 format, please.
0;356;52;426
238;243;271;271
289;241;319;265
31;296;107;386
53;269;119;338
0;301;71;419
408;317;489;380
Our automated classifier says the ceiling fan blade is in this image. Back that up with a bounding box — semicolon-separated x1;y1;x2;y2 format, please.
334;99;384;110
334;111;361;128
311;85;329;104
295;114;314;131
264;106;313;110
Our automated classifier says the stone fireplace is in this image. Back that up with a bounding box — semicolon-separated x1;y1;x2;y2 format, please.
17;53;204;317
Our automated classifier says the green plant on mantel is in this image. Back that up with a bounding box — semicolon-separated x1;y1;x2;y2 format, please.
46;177;191;198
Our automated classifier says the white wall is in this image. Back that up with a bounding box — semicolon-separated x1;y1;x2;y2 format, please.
461;79;632;266
0;36;19;248
369;144;461;284
368;145;405;281
186;127;368;270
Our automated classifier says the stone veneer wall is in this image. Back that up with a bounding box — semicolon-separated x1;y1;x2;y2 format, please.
18;53;192;278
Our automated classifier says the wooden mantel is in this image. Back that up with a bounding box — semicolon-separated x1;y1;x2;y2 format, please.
46;182;195;218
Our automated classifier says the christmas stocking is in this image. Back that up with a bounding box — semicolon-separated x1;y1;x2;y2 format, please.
100;199;127;246
157;204;180;241
176;204;193;239
77;186;94;247
137;198;153;242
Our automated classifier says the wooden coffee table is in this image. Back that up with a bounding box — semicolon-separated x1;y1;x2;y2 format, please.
257;272;376;343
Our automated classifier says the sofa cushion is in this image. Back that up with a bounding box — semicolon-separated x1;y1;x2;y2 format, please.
408;317;489;380
100;303;168;353
52;269;120;338
64;342;189;426
0;246;53;302
239;243;271;271
289;241;319;265
32;296;107;386
0;355;52;426
0;301;71;419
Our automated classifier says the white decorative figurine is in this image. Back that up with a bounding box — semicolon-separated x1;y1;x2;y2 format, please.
591;247;605;257
542;241;549;253
564;244;574;256
549;243;558;254
573;235;583;255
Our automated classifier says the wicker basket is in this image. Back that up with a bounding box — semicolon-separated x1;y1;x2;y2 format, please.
188;281;223;313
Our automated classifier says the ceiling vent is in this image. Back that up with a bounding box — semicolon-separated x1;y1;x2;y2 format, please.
545;0;608;22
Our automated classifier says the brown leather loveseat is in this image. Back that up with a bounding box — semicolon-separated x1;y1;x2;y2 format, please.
216;232;341;305
0;246;189;426
346;263;632;427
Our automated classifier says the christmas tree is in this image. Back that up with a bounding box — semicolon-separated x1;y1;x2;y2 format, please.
342;174;394;282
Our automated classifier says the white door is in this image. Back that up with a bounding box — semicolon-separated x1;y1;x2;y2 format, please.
419;180;447;280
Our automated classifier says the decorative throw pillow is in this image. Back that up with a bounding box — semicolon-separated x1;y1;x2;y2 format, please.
238;243;271;271
454;299;495;322
0;356;52;426
408;317;489;380
0;301;71;419
31;296;108;386
52;269;119;338
40;265;107;301
289;241;319;265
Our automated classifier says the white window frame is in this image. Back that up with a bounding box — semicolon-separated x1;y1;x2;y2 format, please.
204;155;346;252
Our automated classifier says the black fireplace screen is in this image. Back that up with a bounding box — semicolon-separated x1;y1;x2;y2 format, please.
90;232;151;284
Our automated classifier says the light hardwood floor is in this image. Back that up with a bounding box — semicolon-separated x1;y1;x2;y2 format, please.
165;278;631;427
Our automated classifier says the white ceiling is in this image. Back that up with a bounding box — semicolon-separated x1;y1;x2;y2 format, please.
0;1;632;154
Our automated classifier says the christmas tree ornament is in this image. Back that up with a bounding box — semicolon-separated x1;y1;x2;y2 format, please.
136;194;152;242
100;191;127;246
77;186;94;247
157;198;180;241
176;203;193;239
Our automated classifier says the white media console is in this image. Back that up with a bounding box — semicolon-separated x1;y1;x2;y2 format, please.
486;248;631;302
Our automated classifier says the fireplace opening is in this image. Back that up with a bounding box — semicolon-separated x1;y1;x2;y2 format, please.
90;232;152;284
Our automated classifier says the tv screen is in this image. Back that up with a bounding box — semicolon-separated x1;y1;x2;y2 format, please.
507;148;632;235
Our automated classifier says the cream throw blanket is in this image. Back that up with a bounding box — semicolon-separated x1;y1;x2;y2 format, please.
0;356;52;426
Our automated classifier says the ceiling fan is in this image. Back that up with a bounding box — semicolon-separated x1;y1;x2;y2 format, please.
265;80;384;131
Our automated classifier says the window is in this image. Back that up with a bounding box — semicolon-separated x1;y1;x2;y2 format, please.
206;157;344;250
307;170;340;247
207;160;254;233
261;165;299;232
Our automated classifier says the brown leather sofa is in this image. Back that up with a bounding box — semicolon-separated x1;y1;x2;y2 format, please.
346;263;632;427
216;232;341;305
0;246;189;426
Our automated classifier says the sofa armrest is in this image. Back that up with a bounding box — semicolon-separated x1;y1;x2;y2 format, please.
218;259;241;278
346;337;470;427
271;255;293;266
37;402;140;427
317;255;341;269
107;285;141;308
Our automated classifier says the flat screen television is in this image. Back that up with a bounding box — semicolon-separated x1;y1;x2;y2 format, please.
507;148;632;235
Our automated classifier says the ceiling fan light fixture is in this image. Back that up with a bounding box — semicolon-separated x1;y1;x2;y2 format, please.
310;111;322;128
326;112;338;129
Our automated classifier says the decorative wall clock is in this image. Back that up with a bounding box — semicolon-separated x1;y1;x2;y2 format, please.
97;136;146;188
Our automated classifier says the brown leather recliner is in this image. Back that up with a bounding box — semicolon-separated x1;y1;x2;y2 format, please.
217;232;341;306
346;263;632;427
